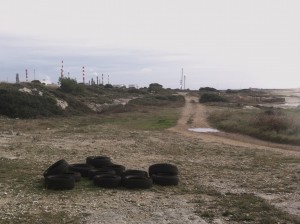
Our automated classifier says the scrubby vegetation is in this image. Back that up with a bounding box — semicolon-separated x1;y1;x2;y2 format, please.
59;78;84;95
199;87;218;92
196;186;300;223
208;107;300;145
128;95;184;107
0;82;182;119
199;93;228;103
0;88;62;118
0;83;64;118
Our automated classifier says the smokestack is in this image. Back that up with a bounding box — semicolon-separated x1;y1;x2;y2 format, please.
61;60;64;79
26;69;28;82
180;68;183;90
16;73;20;83
83;66;85;84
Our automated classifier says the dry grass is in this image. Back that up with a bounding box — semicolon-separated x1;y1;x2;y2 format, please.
0;100;299;223
208;107;300;145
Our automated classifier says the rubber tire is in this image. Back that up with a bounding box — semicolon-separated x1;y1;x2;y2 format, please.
93;174;121;188
88;168;116;180
148;163;178;176
86;156;112;168
122;175;153;189
43;159;69;177
63;171;82;182
151;174;179;186
45;174;75;190
69;163;92;178
121;170;148;178
106;164;126;175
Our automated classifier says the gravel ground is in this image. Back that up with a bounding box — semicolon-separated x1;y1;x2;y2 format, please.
0;95;299;223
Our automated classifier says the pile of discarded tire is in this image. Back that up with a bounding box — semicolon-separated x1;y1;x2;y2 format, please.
43;156;179;190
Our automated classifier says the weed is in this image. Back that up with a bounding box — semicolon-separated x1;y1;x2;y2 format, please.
195;188;300;223
187;115;194;125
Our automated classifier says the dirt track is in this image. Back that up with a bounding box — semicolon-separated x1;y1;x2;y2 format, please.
169;94;300;157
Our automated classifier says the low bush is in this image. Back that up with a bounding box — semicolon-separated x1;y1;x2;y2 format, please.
199;87;218;92
0;89;63;118
127;88;146;94
59;78;84;95
199;93;228;103
128;95;184;107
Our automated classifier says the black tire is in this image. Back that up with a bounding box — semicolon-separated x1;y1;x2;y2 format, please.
45;174;75;190
63;171;82;182
151;174;179;186
121;169;148;178
88;168;116;180
43;159;69;177
93;174;121;188
106;164;126;175
86;156;112;168
148;163;178;176
122;175;153;189
69;163;92;178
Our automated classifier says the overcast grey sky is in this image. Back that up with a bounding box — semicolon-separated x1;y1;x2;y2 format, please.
0;0;299;89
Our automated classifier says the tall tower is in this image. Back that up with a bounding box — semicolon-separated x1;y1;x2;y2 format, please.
26;69;28;82
61;60;64;79
82;66;85;84
16;73;20;83
180;68;183;90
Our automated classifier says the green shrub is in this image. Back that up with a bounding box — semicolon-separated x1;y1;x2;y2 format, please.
31;80;41;85
104;84;113;89
59;78;84;95
199;87;218;92
0;89;62;118
148;83;163;93
199;93;228;103
127;88;147;94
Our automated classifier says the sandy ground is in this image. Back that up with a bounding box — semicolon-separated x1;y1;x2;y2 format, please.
0;94;300;223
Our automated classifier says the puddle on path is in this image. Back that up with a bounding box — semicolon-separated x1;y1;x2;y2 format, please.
188;128;219;133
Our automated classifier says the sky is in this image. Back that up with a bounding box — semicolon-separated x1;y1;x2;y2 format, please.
0;0;299;90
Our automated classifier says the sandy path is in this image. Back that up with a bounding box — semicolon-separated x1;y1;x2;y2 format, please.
169;94;300;157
